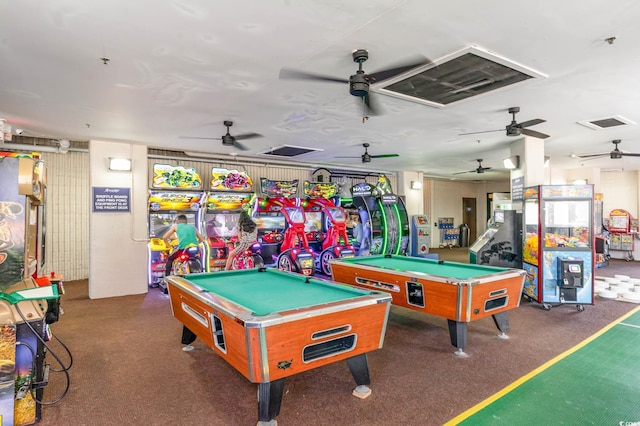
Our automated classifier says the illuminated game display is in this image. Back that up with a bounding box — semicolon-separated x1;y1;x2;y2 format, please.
203;168;254;271
147;164;205;289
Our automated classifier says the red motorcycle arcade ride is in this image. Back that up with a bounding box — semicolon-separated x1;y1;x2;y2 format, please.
255;178;314;275
302;181;355;275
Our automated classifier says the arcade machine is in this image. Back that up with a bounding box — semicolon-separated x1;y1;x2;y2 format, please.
202;168;254;271
522;185;594;311
147;164;205;290
1;152;60;425
607;208;638;261
342;174;409;256
302;181;355;275
469;210;522;268
410;215;432;258
254;178;315;275
1;152;46;289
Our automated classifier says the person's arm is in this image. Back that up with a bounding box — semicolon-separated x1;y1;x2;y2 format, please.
196;228;206;244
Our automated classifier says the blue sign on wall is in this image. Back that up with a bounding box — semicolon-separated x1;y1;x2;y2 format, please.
92;187;130;212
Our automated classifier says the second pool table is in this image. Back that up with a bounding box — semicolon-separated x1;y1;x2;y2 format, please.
330;254;526;356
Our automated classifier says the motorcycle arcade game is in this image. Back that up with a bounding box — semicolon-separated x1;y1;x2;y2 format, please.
301;181;355;275
254;178;315;275
203;168;258;271
147;163;205;291
342;174;409;256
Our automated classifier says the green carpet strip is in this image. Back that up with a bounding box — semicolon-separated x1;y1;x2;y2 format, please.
447;306;640;425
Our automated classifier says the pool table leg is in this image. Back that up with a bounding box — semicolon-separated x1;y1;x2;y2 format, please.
492;312;510;338
447;320;468;357
346;353;372;398
181;326;197;345
257;379;285;424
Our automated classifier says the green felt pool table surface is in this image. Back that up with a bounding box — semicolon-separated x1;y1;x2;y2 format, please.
338;255;512;279
182;268;374;316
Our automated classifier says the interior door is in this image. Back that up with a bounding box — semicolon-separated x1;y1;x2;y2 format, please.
462;197;477;243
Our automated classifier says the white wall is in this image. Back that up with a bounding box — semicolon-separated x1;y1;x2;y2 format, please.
89;141;148;299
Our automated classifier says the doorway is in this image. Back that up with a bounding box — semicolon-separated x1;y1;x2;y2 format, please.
462;198;477;243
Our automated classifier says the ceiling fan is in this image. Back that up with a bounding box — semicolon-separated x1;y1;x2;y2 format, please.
454;159;492;175
179;120;263;151
460;107;550;139
577;139;640;160
279;49;431;118
335;143;399;163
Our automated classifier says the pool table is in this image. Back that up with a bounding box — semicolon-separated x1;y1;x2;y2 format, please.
330;255;526;356
165;268;392;425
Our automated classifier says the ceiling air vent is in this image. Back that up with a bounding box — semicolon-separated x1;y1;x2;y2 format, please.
578;115;635;130
261;145;322;157
375;45;547;108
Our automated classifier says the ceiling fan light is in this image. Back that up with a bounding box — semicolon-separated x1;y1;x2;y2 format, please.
611;151;622;159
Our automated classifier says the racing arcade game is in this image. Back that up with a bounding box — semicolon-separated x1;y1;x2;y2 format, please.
469;209;522;268
254;179;315;275
147;164;205;290
202;168;255;271
302;181;355;275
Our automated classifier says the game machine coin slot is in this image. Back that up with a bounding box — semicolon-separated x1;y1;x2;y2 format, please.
469;209;522;268
147;164;205;290
607;208;637;261
347;174;409;257
410;215;432;258
302;181;355;275
255;178;315;275
203;168;255;271
522;185;594;311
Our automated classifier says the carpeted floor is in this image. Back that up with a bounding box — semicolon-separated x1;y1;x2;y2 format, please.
35;252;640;426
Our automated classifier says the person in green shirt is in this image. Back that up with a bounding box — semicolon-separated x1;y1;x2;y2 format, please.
163;214;205;277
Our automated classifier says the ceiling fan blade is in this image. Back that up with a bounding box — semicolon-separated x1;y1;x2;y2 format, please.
335;156;361;158
233;140;249;151
367;55;432;83
361;93;381;116
279;67;349;84
233;132;263;141
453;169;474;175
621;152;640;157
179;136;221;140
370;154;399;158
521;128;550;139
458;129;502;136
517;118;546;128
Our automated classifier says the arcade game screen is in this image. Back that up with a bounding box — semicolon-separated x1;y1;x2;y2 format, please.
254;214;286;232
205;213;240;238
149;213;196;238
304;212;323;233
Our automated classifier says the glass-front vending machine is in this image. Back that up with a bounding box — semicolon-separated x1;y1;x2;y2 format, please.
522;185;594;311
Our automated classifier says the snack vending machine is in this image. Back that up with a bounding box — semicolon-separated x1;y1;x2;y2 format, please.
522;185;594;311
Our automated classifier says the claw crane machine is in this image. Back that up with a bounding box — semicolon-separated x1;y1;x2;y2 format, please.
522;185;594;311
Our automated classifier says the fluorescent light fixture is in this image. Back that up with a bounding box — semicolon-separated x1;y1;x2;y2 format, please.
410;180;423;190
109;158;132;171
503;155;520;169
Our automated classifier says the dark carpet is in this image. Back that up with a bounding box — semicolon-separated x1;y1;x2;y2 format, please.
37;251;640;425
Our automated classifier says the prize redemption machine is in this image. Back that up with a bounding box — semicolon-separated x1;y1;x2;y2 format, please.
147;164;205;289
301;181;355;275
254;178;315;275
202;168;255;271
342;175;409;256
522;185;594;311
469;210;522;268
607;209;638;261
